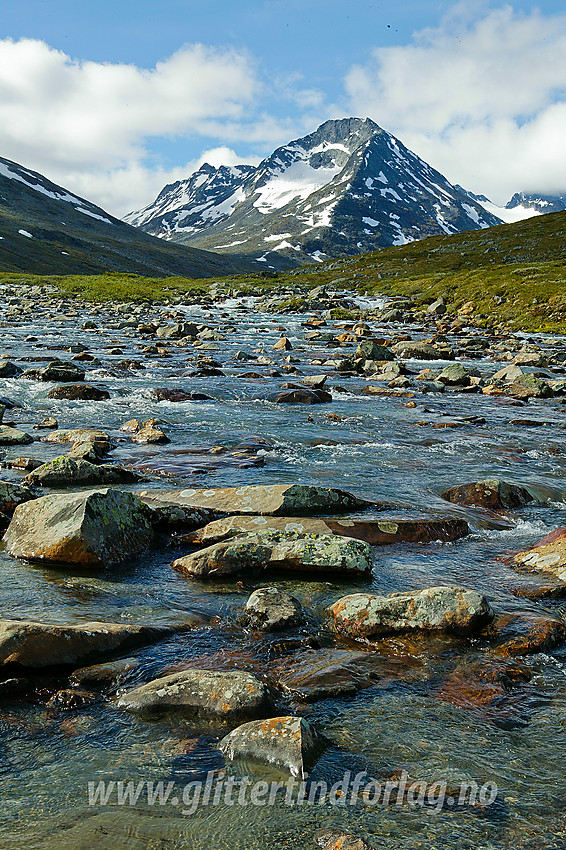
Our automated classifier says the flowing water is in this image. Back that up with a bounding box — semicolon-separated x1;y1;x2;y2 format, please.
0;288;565;849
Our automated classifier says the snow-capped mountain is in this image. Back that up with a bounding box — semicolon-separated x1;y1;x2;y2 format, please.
0;155;256;276
505;192;566;215
126;118;503;267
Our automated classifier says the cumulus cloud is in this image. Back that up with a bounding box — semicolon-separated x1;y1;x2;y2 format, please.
344;3;566;203
0;38;265;214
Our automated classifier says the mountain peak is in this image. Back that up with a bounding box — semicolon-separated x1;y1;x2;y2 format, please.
126;117;502;267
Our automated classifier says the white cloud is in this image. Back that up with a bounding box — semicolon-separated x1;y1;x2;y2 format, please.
0;38;263;214
344;4;566;203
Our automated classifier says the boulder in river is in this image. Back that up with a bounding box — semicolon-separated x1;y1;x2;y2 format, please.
131;419;170;444
172;530;372;578
47;384;110;401
0;361;22;378
220;716;321;777
268;388;332;404
188;514;469;546
355;340;394;361
117;669;273;720
391;340;446;360
36;360;86;382
513;528;566;582
24;457;143;488
0;426;33;446
3;488;154;565
244;587;306;631
441;479;534;510
138;483;376;516
329;586;494;638
0;620;185;668
0;480;35;515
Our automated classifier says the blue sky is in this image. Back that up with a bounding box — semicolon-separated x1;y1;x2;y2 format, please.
1;1;565;214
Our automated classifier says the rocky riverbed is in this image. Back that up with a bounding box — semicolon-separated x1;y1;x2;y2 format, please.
0;281;566;849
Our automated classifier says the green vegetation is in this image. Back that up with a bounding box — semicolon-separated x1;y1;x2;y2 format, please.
2;210;565;332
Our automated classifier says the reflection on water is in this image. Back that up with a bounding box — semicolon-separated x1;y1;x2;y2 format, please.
0;290;565;848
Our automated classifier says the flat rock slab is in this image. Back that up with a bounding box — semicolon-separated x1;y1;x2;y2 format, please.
329;586;494;639
138;484;375;517
188;515;469;546
172;531;372;578
441;479;534;510
0;620;184;668
513;528;566;582
117;669;273;720
3;488;154;566
220;716;321;778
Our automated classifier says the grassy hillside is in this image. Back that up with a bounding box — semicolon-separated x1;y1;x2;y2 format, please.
1;210;565;333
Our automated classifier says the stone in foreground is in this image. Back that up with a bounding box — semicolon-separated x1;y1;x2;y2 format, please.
117;669;273;720
244;587;306;632
220;716;321;777
513;528;566;582
317;829;375;850
189;514;469;546
441;479;534;511
0;620;183;668
3;488;154;565
172;531;372;578
329;586;493;639
139;484;375;516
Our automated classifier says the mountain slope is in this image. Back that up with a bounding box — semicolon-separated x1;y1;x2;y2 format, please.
0;157;256;277
126;118;502;267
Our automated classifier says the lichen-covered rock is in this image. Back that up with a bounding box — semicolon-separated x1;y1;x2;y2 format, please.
43;428;110;449
3;488;154;565
437;363;470;386
220;716;321;777
244;587;306;631
0;480;35;514
0;620;182;668
138;483;375;517
188;514;468;546
172;530;372;578
513;528;566;582
329;586;494;638
24;457;142;488
117;669;273;720
0;426;33;446
441;479;533;510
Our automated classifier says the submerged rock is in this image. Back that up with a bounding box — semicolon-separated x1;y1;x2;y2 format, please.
244;587;306;632
317;830;375;850
0;620;183;668
138;483;375;517
117;669;273;720
188;514;469;546
485;611;566;656
329;587;494;638
441;479;534;510
513;528;566;582
24;457;142;487
70;657;141;688
220;716;321;777
273;648;388;701
3;488;154;565
172;530;372;578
